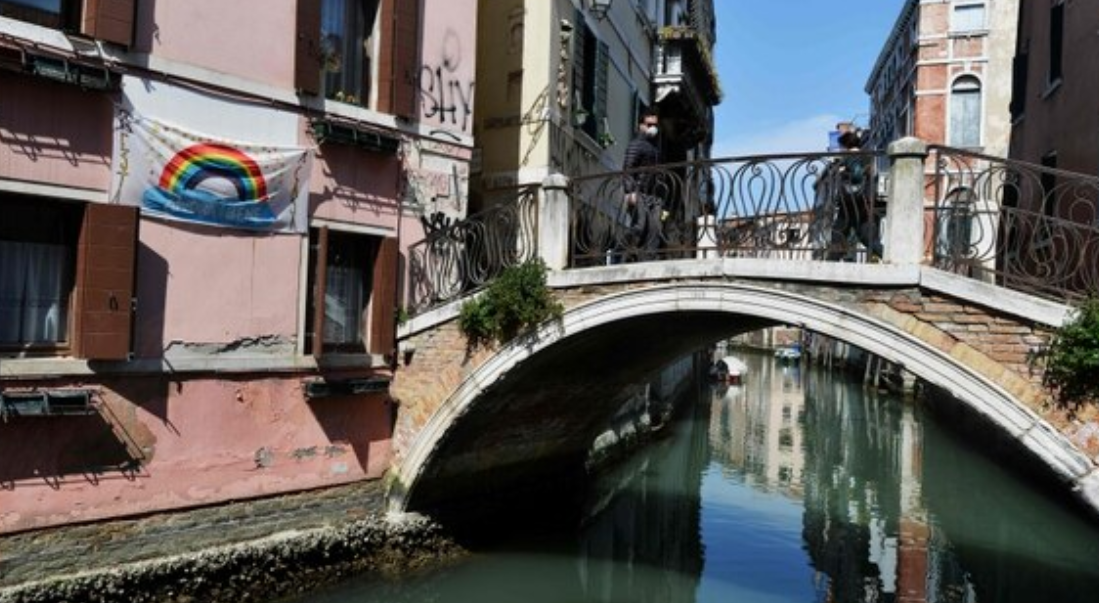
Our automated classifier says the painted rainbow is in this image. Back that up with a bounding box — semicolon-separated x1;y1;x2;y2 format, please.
158;143;269;202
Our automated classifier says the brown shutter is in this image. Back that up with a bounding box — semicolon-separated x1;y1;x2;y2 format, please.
369;237;398;356
80;0;134;47
295;0;322;96
311;226;329;358
378;0;420;119
74;203;138;360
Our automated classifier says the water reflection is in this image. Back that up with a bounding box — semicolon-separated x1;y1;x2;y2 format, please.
292;352;1099;603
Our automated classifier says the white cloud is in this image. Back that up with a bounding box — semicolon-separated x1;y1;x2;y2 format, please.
711;114;844;158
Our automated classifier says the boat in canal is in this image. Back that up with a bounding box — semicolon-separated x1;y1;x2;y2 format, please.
711;355;748;384
774;343;802;363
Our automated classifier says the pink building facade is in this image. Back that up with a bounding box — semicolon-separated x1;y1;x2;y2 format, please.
0;0;476;534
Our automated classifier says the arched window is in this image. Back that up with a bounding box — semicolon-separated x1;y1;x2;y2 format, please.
949;76;982;148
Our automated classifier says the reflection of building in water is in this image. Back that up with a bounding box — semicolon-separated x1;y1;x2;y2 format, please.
708;354;806;498
797;368;980;603
712;359;983;602
728;326;802;351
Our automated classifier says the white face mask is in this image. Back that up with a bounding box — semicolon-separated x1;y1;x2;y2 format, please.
645;126;659;138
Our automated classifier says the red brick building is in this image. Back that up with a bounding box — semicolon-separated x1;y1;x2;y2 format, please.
865;0;1019;158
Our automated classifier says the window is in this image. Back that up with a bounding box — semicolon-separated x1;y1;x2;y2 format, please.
952;3;986;32
949;76;982;148
320;0;380;105
305;226;397;357
0;0;74;29
1048;0;1065;85
936;187;974;261
296;0;417;118
572;11;609;141
0;195;137;359
0;196;80;347
0;0;134;46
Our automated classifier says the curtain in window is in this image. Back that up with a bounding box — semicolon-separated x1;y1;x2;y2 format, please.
323;263;364;345
949;77;981;148
321;0;367;102
0;240;70;344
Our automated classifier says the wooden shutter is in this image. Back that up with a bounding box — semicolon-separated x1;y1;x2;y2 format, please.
80;0;134;47
295;0;322;96
369;237;398;356
378;0;420;118
311;226;329;358
74;203;137;360
571;8;586;114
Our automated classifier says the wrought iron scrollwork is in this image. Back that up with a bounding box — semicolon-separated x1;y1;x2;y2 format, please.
407;185;539;313
569;151;885;266
929;146;1099;301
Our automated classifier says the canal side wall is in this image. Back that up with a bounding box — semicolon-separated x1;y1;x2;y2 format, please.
0;373;395;535
0;482;464;603
587;352;705;469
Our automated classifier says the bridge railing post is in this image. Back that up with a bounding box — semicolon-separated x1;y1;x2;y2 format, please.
884;137;930;265
539;173;571;271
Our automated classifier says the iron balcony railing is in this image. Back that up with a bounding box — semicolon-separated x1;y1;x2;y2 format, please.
407;184;539;314
569;151;886;266
928;146;1099;302
403;146;1099;315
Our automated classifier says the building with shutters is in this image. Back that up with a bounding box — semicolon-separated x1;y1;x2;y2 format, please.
865;0;1018;157
865;0;1018;260
1008;1;1099;177
471;0;720;212
0;0;477;533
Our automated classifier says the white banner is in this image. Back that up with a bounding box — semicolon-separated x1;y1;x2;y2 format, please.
111;77;311;233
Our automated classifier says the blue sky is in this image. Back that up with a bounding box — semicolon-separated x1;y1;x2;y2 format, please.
711;0;907;156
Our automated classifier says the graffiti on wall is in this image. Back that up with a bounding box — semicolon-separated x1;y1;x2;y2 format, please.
403;137;471;218
420;29;475;133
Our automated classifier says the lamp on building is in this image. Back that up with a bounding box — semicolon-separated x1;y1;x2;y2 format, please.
589;0;613;20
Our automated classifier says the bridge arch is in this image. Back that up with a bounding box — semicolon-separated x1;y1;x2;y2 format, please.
389;282;1099;516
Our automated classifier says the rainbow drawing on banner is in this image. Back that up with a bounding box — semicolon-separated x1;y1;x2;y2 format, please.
141;140;284;230
111;82;312;234
158;143;269;203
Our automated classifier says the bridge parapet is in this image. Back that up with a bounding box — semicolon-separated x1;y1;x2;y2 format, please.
405;138;1099;316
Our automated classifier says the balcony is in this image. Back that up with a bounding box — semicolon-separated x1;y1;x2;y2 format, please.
655;26;722;110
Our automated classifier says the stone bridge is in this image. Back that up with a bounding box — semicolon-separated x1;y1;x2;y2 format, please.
388;139;1099;519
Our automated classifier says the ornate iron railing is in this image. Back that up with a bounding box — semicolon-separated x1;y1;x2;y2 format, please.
929;146;1099;301
406;184;539;313
568;151;886;266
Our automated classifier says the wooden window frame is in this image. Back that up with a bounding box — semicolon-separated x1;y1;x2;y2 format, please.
0;0;135;46
0;196;137;360
305;225;397;359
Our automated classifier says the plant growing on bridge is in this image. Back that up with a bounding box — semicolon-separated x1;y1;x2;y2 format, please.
458;259;564;348
1043;297;1099;409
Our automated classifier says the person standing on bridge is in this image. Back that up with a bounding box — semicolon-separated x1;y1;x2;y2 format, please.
828;129;883;262
622;111;665;261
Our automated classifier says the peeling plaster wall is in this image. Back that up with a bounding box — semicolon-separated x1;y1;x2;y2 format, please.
0;376;393;534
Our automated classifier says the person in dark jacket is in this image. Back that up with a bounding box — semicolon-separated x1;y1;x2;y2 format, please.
828;130;882;261
622;111;663;260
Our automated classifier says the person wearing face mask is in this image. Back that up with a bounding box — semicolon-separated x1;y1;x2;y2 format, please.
622;111;664;261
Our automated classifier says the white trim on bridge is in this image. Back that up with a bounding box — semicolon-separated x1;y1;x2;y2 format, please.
400;260;1071;339
391;276;1097;516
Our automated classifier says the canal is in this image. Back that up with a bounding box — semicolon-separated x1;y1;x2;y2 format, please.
289;351;1099;603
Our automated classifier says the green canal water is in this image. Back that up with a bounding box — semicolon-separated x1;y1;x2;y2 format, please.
294;352;1099;603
